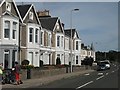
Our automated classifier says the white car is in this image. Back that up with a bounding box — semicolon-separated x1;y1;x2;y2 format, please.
99;60;111;69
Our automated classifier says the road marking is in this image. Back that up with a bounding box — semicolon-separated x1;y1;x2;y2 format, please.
106;73;109;75
112;71;115;73
85;73;90;76
97;73;103;75
76;81;93;89
96;75;104;80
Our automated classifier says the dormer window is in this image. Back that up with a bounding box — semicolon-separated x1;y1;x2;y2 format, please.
6;2;11;12
29;11;33;20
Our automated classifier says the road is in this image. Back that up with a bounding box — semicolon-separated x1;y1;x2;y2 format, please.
36;64;119;89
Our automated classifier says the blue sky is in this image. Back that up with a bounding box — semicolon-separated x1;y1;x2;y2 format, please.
16;1;118;52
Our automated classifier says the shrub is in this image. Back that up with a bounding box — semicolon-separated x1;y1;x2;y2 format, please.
21;60;29;66
21;65;34;69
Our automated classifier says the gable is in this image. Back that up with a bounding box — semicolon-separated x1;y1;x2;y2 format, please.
23;5;39;24
54;19;64;34
73;30;79;39
0;0;22;22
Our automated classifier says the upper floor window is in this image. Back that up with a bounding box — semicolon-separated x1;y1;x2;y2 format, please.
13;22;17;39
61;36;63;47
48;33;51;46
4;21;10;38
41;32;43;45
76;41;78;50
57;35;60;47
29;28;33;42
35;28;38;43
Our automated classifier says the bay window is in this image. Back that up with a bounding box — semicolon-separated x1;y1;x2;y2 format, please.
35;28;38;43
29;28;33;42
57;35;60;47
13;22;17;39
4;21;10;38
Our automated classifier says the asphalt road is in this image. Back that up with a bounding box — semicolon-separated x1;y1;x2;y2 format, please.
37;64;119;89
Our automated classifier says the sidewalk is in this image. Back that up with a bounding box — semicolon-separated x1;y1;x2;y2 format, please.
2;69;94;88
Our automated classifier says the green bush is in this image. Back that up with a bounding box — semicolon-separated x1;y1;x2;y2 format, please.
21;60;29;65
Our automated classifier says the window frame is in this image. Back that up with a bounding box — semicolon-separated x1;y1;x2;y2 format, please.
29;28;33;43
76;41;79;50
57;35;60;47
12;22;17;39
4;20;10;39
76;55;78;64
35;28;39;43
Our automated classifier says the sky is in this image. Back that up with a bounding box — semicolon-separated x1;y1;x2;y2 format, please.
16;1;119;52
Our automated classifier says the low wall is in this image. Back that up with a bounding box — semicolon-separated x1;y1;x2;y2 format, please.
20;66;90;80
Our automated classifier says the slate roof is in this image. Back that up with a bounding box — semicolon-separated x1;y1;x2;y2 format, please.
64;29;79;38
17;4;31;19
39;17;58;31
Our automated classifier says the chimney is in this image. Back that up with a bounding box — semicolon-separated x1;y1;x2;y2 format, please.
37;10;51;18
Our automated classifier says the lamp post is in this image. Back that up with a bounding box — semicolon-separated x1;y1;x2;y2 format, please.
70;8;79;73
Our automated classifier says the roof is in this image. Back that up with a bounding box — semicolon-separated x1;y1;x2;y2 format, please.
64;29;79;38
17;4;31;19
0;0;22;22
39;17;58;31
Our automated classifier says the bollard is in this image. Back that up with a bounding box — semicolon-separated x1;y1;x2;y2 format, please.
27;68;31;79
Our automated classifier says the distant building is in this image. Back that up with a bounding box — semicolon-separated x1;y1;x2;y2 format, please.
81;43;95;61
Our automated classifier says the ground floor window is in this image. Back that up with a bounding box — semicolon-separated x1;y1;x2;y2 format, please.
4;50;10;69
76;56;78;64
28;52;33;65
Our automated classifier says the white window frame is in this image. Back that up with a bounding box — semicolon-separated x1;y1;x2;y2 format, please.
40;31;44;46
3;18;19;40
35;28;39;43
29;28;33;43
48;33;51;46
76;41;79;50
4;50;10;69
12;22;17;39
57;35;60;47
76;55;78;64
61;36;64;47
4;21;10;39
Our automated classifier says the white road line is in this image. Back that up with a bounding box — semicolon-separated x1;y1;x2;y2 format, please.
112;71;115;73
85;73;90;76
106;73;109;75
96;75;104;80
76;81;93;89
97;73;103;75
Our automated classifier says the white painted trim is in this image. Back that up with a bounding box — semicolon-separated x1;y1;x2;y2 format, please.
22;4;32;21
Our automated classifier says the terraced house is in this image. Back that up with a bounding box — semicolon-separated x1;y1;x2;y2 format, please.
64;29;81;66
0;0;95;68
81;43;95;61
0;0;22;69
17;4;41;67
38;10;65;65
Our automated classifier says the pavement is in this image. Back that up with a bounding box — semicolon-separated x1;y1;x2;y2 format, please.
1;69;94;88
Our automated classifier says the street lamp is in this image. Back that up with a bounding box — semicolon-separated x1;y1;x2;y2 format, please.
70;8;79;73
